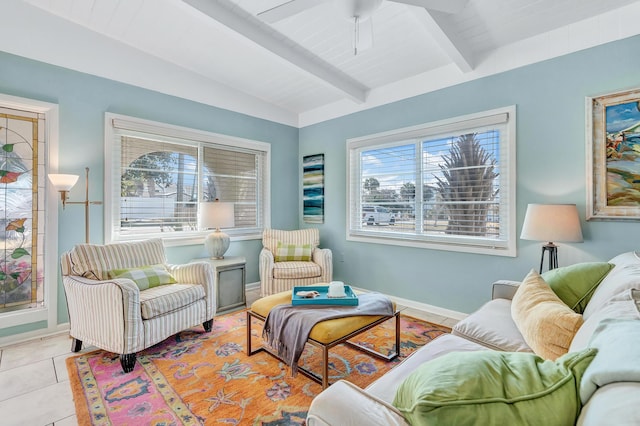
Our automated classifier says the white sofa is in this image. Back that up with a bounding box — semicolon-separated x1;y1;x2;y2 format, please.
307;251;640;425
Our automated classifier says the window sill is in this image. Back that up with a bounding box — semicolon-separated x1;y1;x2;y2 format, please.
111;231;263;247
346;232;516;257
0;307;48;330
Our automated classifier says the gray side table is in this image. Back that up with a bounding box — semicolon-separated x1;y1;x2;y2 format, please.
191;256;246;313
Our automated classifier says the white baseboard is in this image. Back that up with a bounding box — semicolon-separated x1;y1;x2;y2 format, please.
245;281;260;291
0;323;70;348
350;286;468;321
0;284;465;348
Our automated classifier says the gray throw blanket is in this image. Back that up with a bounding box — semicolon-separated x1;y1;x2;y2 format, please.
262;292;394;376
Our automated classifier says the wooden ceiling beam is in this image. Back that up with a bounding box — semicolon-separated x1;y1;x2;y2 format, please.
410;8;474;73
183;0;369;103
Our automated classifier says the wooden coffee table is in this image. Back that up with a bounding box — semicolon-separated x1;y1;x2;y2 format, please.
247;290;400;389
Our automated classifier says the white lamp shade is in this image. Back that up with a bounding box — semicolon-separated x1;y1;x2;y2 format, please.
199;201;235;230
520;204;583;243
48;174;79;192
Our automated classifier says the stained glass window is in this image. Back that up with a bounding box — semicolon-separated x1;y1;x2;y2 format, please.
0;107;44;313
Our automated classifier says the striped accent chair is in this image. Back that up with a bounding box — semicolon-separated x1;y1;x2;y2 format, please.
61;238;215;373
259;228;333;296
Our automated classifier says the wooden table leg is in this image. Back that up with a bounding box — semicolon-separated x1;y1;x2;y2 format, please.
322;345;329;389
246;310;252;355
395;311;401;357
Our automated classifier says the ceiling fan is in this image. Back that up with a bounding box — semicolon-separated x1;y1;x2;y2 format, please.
257;0;468;55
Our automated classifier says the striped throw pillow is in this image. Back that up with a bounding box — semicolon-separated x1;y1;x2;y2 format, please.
109;264;177;291
274;242;313;262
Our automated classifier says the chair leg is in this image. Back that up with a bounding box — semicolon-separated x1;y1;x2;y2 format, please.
119;353;137;373
71;338;82;353
203;319;213;332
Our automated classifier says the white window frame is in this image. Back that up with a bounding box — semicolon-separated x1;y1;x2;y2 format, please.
0;94;59;336
346;106;516;256
104;113;270;245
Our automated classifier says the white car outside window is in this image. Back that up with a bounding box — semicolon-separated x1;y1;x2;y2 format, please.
362;206;395;225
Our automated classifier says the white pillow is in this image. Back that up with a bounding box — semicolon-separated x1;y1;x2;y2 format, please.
570;289;640;352
582;253;640;319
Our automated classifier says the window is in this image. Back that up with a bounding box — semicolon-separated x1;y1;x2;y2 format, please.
0;94;58;333
105;113;270;244
347;106;516;256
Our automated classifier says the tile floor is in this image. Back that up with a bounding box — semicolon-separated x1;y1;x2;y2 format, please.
0;287;458;426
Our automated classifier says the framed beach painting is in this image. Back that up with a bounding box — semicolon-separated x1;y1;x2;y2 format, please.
587;88;640;220
303;154;324;223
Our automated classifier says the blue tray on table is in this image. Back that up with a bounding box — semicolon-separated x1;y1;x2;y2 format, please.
292;285;359;306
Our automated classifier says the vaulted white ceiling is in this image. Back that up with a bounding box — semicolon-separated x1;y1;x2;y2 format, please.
3;0;640;127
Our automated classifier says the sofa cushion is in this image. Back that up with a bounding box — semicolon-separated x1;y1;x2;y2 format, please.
68;239;167;280
570;289;640;352
110;264;176;291
580;319;640;404
262;228;319;254
452;298;532;353
576;288;640;426
583;251;640;320
578;383;640;426
511;270;583;360
139;283;205;320
308;380;408;426
272;261;322;279
392;348;596;426
274;242;313;262
366;334;488;404
542;262;613;313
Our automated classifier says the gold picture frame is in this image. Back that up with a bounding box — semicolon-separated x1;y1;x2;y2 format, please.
586;87;640;220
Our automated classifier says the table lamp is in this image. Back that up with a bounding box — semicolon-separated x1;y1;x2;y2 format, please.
520;203;583;273
199;199;235;259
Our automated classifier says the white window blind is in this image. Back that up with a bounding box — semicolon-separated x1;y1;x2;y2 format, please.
105;113;270;243
347;106;516;256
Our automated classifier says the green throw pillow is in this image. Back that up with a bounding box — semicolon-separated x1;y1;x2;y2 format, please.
109;264;176;291
393;348;596;426
542;262;614;313
274;242;312;262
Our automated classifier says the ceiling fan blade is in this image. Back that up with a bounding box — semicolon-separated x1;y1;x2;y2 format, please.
258;0;331;23
389;0;469;14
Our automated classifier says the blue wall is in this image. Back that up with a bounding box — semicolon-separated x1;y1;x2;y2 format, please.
299;35;640;314
0;51;299;331
2;34;639;337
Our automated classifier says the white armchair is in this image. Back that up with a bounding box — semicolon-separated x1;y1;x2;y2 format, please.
60;238;215;372
259;228;333;296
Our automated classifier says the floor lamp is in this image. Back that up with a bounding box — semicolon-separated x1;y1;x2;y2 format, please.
520;204;583;273
49;167;103;243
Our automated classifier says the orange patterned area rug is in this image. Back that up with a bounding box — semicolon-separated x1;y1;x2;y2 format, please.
67;310;449;425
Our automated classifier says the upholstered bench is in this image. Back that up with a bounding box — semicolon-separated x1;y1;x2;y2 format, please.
247;289;399;388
